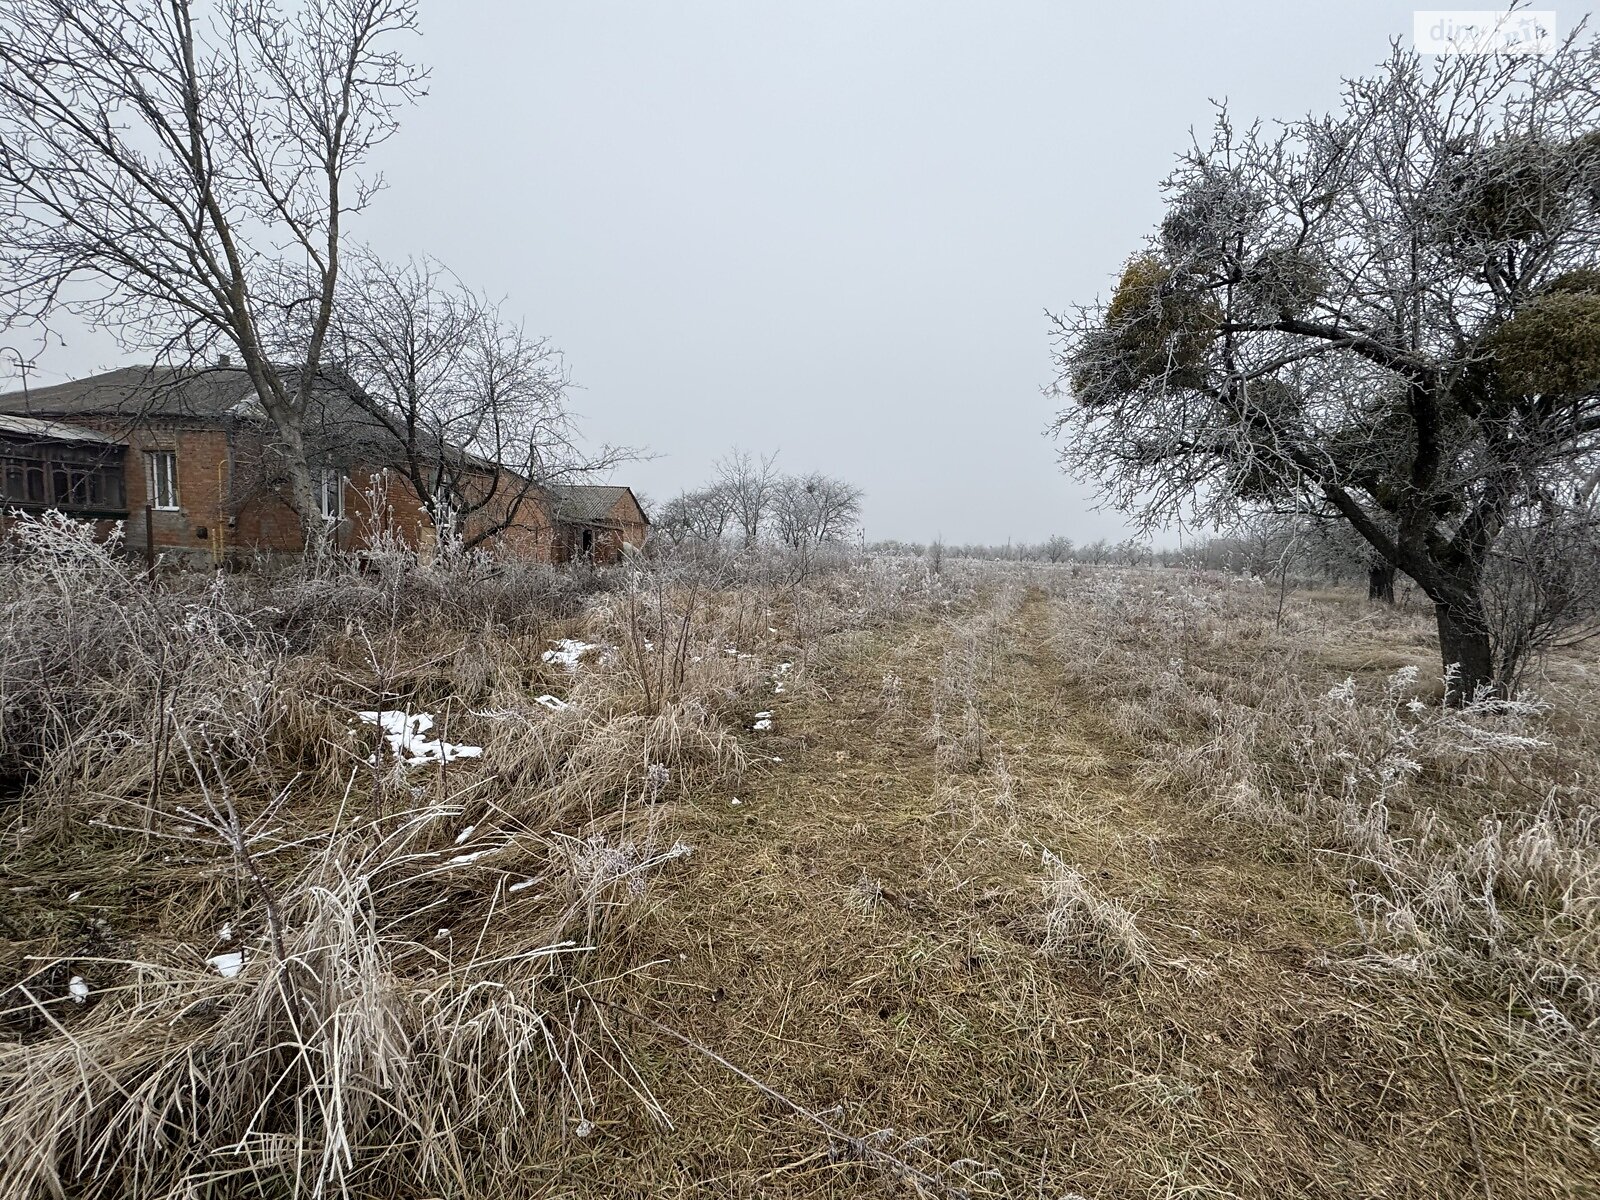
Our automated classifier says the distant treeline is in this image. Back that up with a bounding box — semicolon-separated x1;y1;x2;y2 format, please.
869;520;1389;585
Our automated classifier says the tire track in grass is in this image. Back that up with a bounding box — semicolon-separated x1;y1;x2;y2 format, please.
592;580;1568;1200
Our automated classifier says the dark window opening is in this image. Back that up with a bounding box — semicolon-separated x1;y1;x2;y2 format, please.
581;528;594;555
1;442;126;514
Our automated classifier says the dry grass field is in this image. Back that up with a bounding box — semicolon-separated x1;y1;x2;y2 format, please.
3;519;1597;1198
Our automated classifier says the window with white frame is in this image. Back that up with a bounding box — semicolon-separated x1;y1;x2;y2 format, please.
144;450;179;510
317;465;345;520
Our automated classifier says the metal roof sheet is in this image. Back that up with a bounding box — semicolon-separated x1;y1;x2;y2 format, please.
0;413;125;446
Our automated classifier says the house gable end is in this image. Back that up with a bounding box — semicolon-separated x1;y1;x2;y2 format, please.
607;487;649;527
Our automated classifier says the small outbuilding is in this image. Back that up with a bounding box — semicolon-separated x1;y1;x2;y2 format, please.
546;484;652;564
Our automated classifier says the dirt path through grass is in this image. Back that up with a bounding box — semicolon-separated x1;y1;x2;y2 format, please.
574;584;1560;1200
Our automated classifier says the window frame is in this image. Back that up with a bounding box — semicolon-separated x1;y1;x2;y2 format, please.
317;464;346;521
1;443;126;514
144;449;179;511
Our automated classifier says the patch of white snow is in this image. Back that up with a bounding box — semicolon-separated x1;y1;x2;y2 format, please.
542;639;599;670
358;710;483;768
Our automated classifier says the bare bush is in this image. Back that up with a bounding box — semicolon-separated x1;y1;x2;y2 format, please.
1481;506;1600;692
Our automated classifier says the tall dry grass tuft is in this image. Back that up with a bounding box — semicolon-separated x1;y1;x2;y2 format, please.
0;514;304;839
1038;849;1151;979
0;813;660;1199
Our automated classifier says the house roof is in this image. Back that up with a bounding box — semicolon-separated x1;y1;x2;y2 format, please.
0;412;126;446
547;484;648;526
0;365;263;420
0;364;403;459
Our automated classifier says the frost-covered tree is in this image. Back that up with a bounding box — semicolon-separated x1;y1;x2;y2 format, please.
654;484;737;547
771;472;864;550
714;448;781;548
1043;535;1075;563
658;461;862;552
1050;31;1600;700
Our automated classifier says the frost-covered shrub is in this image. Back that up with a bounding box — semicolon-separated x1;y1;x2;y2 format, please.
0;512;286;820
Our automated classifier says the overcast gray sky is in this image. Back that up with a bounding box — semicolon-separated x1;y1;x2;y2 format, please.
7;1;1593;544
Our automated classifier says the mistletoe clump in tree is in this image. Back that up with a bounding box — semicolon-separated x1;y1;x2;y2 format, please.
1050;31;1600;701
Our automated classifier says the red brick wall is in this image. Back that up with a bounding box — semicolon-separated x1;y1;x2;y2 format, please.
464;473;558;561
43;415;587;566
605;491;651;559
117;424;249;563
332;466;564;563
342;467;428;553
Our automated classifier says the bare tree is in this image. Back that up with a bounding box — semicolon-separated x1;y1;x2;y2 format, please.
1043;535;1075;563
655;483;737;547
1050;32;1600;699
1302;514;1398;598
715;448;781;548
328;253;621;551
0;0;425;535
1480;503;1600;691
771;472;864;550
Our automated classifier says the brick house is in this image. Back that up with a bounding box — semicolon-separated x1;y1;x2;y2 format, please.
545;485;653;563
0;364;650;565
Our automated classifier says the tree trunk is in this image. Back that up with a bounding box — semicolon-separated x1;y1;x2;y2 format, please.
278;435;321;552
1435;600;1495;706
249;370;320;548
1367;562;1395;604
